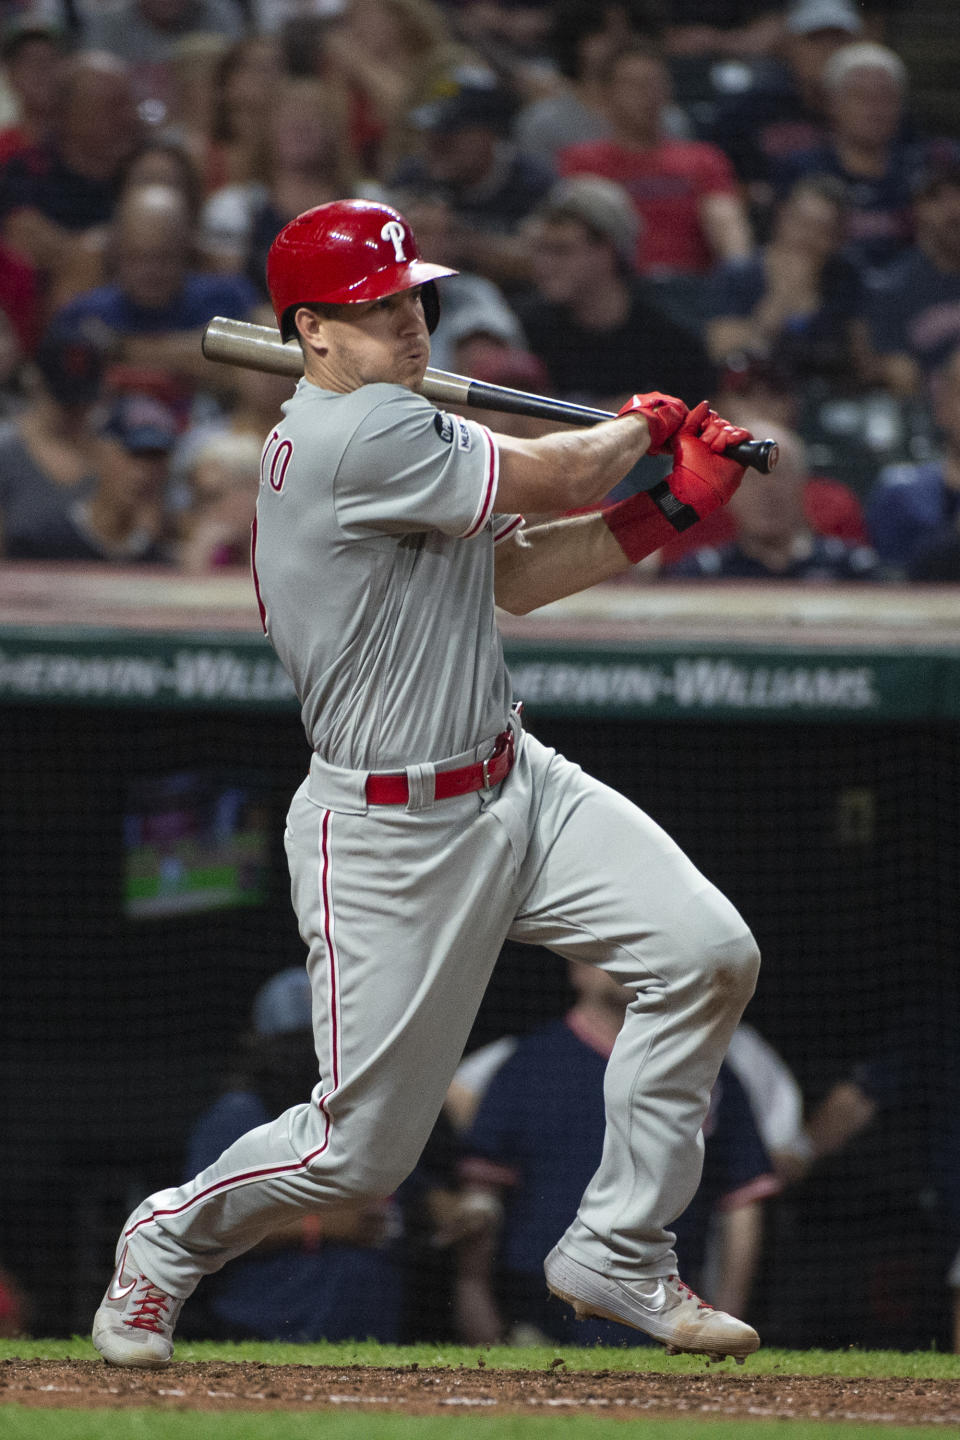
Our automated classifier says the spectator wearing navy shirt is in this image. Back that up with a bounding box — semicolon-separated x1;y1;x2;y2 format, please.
456;963;778;1346
769;42;947;281
710;0;863;211
51;182;256;398
866;161;960;400
705;172;871;394
866;345;960;577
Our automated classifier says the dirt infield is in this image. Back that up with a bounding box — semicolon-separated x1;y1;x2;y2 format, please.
1;1358;958;1423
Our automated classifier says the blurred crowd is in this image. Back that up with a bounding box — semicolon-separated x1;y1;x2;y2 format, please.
0;0;956;579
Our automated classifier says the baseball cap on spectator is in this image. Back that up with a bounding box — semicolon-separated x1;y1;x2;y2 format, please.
410;72;515;136
34;317;111;408
444;302;526;352
536;176;641;269
99;391;179;453
785;0;863;35
251;968;312;1038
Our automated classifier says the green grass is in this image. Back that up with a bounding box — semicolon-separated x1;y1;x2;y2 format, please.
2;1338;957;1439
0;1410;954;1440
3;1335;960;1378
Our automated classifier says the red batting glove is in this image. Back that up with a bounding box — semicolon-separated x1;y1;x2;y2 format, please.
617;391;688;454
668;424;748;515
675;398;752;453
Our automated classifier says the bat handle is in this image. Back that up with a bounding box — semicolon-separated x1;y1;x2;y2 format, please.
726;437;779;474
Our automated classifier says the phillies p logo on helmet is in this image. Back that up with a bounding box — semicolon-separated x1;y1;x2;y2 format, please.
380;220;407;263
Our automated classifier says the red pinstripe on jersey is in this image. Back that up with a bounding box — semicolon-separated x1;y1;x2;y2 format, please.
250;514;267;633
124;811;343;1242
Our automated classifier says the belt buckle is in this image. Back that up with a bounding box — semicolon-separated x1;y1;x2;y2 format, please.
481;755;493;790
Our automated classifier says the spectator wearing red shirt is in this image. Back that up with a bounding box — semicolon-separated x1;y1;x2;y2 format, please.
556;43;753;276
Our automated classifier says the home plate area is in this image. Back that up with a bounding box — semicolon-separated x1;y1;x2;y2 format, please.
1;1359;959;1423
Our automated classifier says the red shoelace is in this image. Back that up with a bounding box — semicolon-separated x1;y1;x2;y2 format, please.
669;1274;713;1311
125;1279;170;1333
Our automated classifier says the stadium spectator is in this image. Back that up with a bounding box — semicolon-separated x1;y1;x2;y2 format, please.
51;182;257;396
663;423;879;580
393;72;555;289
322;0;472;178
455;962;778;1345
865;345;960;576
705;173;872;394
0;52;143;299
866;160;960;399
0;20;64;166
514;175;714;408
176;429;260;573
4;388;179;563
47;135;207;314
199;36;283;195
557;43;753;276
511;1;690;168
769;42;955;280
201;77;361;289
0;314;110;559
169;302;295;496
81;0;244;128
709;0;863;210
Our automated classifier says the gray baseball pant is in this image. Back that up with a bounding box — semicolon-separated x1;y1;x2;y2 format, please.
122;725;759;1296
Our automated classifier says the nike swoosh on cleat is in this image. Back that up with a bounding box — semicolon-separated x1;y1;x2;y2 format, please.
107;1246;138;1301
624;1281;666;1312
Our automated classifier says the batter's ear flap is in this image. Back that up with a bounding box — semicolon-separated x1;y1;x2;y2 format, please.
280;305;299;343
421;281;440;334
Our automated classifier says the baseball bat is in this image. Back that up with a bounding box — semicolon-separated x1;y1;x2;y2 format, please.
202;316;780;474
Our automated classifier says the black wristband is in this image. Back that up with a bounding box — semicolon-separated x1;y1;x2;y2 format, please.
647;479;700;533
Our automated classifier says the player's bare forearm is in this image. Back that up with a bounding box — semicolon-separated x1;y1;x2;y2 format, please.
494;510;634;615
494;417;651;515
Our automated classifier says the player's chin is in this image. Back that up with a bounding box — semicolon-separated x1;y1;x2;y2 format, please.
400;350;430;391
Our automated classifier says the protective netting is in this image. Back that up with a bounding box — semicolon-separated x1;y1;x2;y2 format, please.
1;702;957;1347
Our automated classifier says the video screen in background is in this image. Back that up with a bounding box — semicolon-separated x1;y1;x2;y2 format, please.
123;771;270;919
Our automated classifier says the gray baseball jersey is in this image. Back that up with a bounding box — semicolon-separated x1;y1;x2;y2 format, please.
252;379;522;770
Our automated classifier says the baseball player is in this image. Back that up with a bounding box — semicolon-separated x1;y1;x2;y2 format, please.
93;198;762;1367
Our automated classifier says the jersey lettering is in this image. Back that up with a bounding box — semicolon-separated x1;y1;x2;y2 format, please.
380;220;407;262
261;433;293;494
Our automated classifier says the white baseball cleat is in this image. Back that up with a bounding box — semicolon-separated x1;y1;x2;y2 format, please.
92;1245;184;1367
544;1245;760;1362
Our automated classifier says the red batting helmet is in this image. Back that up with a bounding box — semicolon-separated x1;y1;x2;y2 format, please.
267;198;457;341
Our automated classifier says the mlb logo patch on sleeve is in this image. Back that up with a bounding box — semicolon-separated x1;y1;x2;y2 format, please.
455;417;472;451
